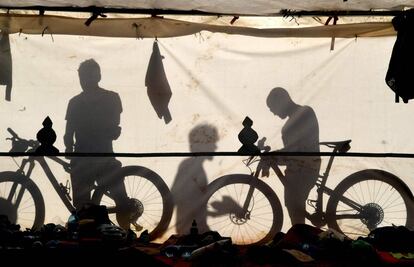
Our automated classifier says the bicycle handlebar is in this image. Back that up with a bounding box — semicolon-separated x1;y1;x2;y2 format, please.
7;127;18;139
7;128;39;152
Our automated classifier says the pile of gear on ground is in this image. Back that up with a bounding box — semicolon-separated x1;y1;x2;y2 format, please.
1;205;414;266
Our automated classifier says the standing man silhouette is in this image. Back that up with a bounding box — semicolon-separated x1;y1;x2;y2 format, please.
64;59;130;229
266;87;321;225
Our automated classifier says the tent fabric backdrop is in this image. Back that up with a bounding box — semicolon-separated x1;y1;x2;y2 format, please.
0;3;414;243
1;30;414;242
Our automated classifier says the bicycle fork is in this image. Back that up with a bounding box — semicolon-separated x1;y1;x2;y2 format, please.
7;158;34;208
234;171;262;222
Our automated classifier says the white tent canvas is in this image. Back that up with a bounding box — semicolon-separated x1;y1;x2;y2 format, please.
0;2;413;244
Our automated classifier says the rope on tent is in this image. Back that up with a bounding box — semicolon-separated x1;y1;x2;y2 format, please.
41;26;54;42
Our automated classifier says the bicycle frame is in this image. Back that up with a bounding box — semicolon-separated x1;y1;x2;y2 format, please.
17;155;75;213
239;140;363;227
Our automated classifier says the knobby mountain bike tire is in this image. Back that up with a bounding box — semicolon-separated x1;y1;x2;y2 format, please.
0;171;45;231
326;169;414;238
204;174;283;245
91;166;173;240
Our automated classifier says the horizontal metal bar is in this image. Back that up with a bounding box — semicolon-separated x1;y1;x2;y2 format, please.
0;5;405;17
0;151;414;158
282;10;404;17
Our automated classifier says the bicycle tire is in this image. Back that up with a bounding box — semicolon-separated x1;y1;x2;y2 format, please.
204;174;283;245
91;166;173;240
326;169;414;238
0;171;45;231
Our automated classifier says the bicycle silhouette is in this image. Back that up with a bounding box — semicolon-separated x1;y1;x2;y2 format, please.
204;138;414;245
0;128;173;240
2;128;414;245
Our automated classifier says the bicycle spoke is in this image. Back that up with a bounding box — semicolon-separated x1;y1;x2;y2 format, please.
380;186;397;206
139;180;152;202
133;176;143;198
368;180;374;203
383;201;405;211
372;180;376;203
17;197;35;210
359;182;365;204
233;184;239;204
374;184;387;205
18;203;36;212
248;217;272;229
238;226;245;244
141;188;161;203
214;219;233;235
209;217;232;226
382;196;404;210
253;211;276;216
244;222;263;237
244;224;255;243
350;185;363;205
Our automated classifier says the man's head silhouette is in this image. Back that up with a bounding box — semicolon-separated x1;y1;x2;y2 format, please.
266;87;295;119
78;59;101;92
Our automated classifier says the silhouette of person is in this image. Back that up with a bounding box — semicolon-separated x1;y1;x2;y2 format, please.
266;87;321;225
171;124;218;235
64;59;130;229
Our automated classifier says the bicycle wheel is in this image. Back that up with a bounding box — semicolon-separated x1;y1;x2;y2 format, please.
326;169;414;239
205;174;283;245
91;166;173;240
0;171;45;231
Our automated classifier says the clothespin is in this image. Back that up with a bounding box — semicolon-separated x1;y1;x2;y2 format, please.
132;23;142;40
85;7;107;26
325;16;339;51
230;16;239;25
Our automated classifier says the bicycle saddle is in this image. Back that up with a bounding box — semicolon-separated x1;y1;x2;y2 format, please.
319;140;351;152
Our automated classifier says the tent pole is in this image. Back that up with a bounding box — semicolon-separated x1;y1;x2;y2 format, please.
0;6;405;17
